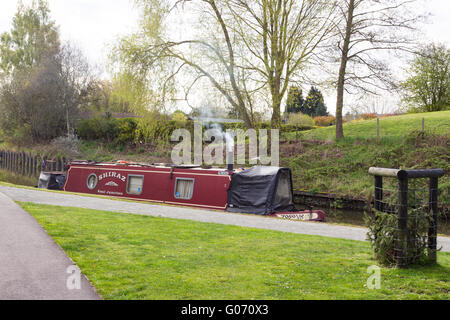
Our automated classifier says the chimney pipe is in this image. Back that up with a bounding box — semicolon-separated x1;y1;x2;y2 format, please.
227;151;234;172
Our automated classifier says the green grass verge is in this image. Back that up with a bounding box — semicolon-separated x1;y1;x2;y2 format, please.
20;202;450;300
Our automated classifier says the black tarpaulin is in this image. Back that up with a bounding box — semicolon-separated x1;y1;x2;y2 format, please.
226;166;296;215
38;172;66;190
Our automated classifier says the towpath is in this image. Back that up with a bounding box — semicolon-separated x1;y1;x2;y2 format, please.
1;185;449;252
0;191;101;300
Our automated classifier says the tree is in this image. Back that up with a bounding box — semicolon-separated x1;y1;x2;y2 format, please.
285;86;328;117
58;43;93;135
400;43;449;112
331;0;423;139
303;86;328;117
0;1;92;142
0;0;59;76
114;0;337;129
285;86;305;114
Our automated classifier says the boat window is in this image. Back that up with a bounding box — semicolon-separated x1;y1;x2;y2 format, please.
87;174;98;190
274;170;293;206
127;175;144;195
174;178;194;200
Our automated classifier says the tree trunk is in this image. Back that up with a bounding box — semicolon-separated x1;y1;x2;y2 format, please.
271;101;281;129
336;66;346;139
335;0;355;140
239;102;254;129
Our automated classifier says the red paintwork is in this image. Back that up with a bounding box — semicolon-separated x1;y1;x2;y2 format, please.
63;162;231;210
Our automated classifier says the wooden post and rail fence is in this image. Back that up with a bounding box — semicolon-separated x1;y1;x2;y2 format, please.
0;150;69;179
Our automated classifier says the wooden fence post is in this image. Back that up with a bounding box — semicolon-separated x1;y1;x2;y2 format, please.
21;152;25;176
13;152;17;173
33;156;38;177
377;118;380;139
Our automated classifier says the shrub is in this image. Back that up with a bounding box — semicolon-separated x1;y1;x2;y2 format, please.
314;116;336;127
11;124;33;146
47;134;81;158
172;112;188;124
361;113;377;120
115;118;137;145
75;117;115;141
287;113;315;127
366;209;431;266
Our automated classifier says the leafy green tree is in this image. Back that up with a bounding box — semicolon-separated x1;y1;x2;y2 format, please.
401;43;449;112
285;86;305;114
0;1;91;143
303;86;328;117
0;0;59;76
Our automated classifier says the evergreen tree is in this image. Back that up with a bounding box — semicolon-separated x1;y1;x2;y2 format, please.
304;86;328;117
285;86;305;114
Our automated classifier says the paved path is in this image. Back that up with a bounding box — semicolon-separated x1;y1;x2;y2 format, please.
0;191;101;300
1;185;449;252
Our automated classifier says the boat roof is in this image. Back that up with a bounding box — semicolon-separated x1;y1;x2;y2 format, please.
68;160;231;172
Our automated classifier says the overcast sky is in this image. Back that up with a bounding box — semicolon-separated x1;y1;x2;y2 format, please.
0;0;449;114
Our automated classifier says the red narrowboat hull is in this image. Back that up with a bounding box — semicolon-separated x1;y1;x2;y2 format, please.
61;161;325;221
64;163;232;210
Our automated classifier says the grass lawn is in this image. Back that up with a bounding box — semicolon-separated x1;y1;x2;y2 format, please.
20;202;450;300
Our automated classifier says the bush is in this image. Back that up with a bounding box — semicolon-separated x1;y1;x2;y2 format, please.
314;116;336;127
366;210;431;266
115;118;138;145
47;134;81;158
76;117;136;144
361;113;377;120
11;124;33;146
287;113;315;127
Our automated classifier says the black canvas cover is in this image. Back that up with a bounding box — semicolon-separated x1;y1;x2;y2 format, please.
227;166;296;215
38;172;66;190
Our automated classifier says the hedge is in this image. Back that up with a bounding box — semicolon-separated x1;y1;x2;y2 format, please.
75;117;312;144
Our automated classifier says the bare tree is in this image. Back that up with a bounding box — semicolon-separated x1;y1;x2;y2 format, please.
332;0;423;138
114;0;337;128
58;43;92;136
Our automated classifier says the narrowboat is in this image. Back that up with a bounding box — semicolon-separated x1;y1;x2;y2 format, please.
38;160;325;221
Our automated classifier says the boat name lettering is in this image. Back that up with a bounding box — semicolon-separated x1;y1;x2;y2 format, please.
98;171;126;182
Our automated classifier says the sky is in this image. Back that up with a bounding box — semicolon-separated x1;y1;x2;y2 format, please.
0;0;449;114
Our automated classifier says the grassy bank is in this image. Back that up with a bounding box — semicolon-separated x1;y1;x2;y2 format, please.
1;111;448;204
281;111;449;204
20;202;450;300
0;168;37;187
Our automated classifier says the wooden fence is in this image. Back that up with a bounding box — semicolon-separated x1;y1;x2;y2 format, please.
0;150;68;178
